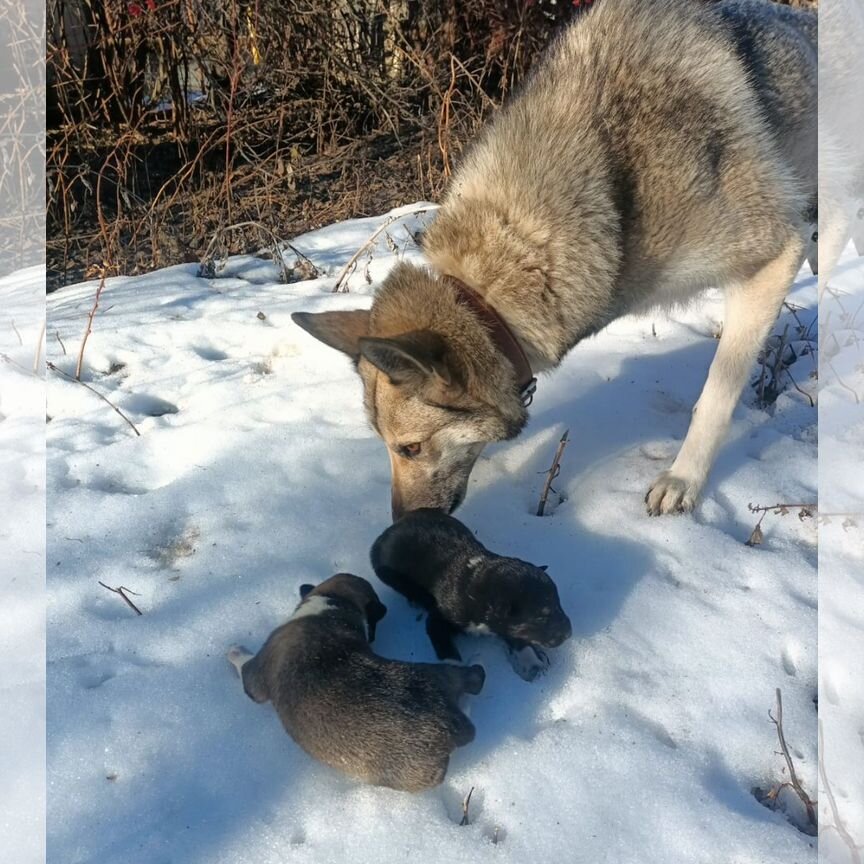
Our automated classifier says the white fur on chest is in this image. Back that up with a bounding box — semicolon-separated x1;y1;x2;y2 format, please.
290;595;333;621
464;622;493;637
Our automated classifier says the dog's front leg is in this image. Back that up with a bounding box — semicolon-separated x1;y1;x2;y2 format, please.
426;612;462;662
646;235;805;515
504;638;550;682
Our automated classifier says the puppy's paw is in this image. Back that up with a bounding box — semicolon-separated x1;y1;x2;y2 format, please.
226;644;254;675
645;470;699;516
509;644;550;682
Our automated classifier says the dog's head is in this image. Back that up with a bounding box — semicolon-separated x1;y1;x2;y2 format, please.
474;558;572;647
292;268;526;519
299;573;387;642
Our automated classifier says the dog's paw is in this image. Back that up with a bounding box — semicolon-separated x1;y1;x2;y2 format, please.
645;471;699;516
226;645;254;675
508;644;550;682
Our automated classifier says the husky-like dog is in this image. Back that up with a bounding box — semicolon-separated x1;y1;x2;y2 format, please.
292;0;816;518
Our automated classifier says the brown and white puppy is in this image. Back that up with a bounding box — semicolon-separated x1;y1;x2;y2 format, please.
227;573;485;792
371;510;572;681
291;0;816;519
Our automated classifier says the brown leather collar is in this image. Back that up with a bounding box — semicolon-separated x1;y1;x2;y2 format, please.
447;277;537;407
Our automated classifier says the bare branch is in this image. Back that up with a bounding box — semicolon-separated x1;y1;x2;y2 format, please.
537;430;570;516
47;362;141;437
75;273;106;381
459;786;475;827
768;688;817;833
98;581;143;616
332;205;438;293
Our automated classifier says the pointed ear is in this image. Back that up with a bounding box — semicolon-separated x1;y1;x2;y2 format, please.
538;565;548;572
365;599;387;643
291;310;370;359
359;331;453;385
299;583;315;599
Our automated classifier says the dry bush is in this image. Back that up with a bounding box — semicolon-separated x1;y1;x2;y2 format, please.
46;0;814;289
47;0;586;288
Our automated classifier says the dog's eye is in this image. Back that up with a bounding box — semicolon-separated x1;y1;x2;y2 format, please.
399;442;422;459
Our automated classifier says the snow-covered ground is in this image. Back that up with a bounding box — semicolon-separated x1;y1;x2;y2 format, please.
46;205;821;864
818;242;864;864
0;267;46;864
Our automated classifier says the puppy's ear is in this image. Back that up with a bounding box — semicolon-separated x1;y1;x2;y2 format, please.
538;565;549;572
365;599;387;643
359;331;454;386
299;583;315;599
291;310;370;360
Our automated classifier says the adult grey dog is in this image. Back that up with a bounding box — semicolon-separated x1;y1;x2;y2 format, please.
292;0;816;519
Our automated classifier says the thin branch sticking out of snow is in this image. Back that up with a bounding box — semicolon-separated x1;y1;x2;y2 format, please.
76;273;106;381
332;205;437;293
767;688;817;834
47;362;141;437
97;581;143;616
744;502;816;547
537;430;570;517
459;786;475;827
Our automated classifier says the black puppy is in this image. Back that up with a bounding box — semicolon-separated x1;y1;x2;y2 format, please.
370;510;572;681
227;573;485;792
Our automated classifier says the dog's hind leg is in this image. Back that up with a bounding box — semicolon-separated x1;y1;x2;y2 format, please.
227;645;270;703
646;234;805;516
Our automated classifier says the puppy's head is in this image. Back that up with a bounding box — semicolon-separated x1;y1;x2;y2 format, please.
475;559;572;647
291;263;527;521
299;573;387;642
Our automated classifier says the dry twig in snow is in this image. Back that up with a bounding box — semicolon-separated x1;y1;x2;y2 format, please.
745;502;816;546
47;362;141;437
75;272;106;380
537;430;570;516
765;688;817;834
97;581;143;616
332;205;438;293
459;786;475;827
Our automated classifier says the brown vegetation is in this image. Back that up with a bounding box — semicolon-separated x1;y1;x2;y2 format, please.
45;0;815;290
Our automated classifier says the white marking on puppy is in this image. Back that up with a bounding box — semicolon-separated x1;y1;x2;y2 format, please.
464;622;493;637
289;595;334;621
227;645;254;677
466;556;483;568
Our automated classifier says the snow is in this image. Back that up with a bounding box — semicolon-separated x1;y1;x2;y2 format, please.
0;266;46;864
818;243;864;864
45;205;821;863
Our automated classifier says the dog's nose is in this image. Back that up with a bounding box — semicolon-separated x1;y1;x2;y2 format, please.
548;616;572;646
